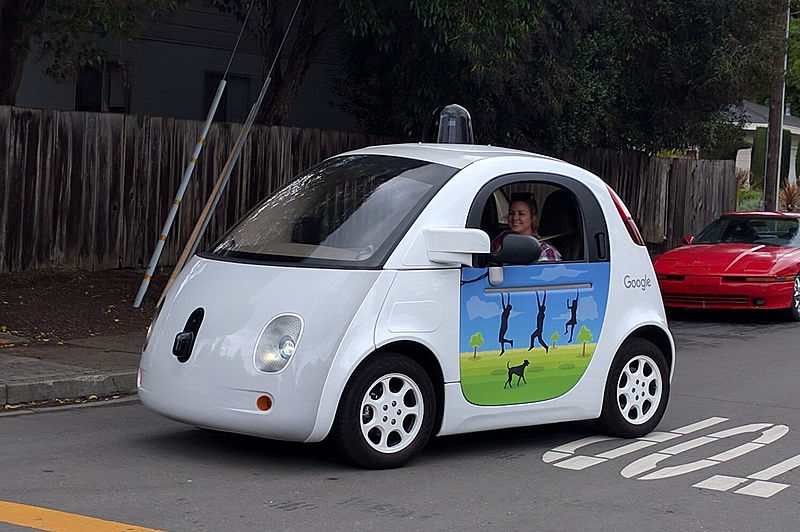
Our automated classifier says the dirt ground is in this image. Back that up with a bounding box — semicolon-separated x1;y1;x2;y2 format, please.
0;268;168;343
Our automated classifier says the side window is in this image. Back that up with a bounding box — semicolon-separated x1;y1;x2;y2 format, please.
478;181;585;262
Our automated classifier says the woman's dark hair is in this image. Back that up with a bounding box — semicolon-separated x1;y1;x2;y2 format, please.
509;192;538;215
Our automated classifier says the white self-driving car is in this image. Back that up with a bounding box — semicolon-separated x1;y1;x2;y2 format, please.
138;143;674;469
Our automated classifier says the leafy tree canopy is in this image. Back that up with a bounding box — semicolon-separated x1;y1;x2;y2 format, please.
0;0;181;104
337;0;787;155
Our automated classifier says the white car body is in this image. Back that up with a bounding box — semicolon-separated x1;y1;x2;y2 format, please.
138;143;674;467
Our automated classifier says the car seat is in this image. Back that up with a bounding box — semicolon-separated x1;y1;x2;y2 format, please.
538;190;583;261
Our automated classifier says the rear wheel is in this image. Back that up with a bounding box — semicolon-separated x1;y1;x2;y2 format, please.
786;275;800;322
332;354;435;469
598;338;669;438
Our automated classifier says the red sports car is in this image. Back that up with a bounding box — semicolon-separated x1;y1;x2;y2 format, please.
653;212;800;320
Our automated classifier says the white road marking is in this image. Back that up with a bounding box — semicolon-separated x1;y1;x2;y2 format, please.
542;417;728;471
553;456;607;470
748;453;800;481
672;417;729;434
694;452;800;498
734;481;790;498
621;424;788;480
693;475;748;491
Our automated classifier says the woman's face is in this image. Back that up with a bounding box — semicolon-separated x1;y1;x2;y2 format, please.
508;200;536;235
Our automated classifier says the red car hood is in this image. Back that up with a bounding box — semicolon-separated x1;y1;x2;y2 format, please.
654;244;800;275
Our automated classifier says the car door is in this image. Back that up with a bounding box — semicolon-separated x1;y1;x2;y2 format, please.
459;173;611;406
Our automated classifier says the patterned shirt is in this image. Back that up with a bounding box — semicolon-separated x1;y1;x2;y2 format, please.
491;231;562;262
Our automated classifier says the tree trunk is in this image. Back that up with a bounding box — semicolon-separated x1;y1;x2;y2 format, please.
258;0;339;125
765;4;790;211
0;0;45;105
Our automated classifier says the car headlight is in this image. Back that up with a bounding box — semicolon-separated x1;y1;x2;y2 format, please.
253;314;303;372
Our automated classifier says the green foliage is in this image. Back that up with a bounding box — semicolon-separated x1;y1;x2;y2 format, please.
701;122;750;160
6;0;181;81
737;188;763;211
577;325;592;344
469;332;484;348
751;127;768;181
337;0;785;154
782;129;792;185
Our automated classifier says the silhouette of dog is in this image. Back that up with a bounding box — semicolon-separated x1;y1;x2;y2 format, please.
504;360;530;388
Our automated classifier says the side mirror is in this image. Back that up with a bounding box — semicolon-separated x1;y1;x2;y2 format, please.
424;227;490;265
490;233;542;264
682;235;694;245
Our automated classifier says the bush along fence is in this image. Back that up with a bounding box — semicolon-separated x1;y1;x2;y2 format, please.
1;106;735;273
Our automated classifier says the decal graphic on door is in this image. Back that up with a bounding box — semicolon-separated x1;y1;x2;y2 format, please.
460;262;610;405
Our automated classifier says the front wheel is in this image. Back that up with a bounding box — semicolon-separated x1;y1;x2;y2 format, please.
786;275;800;322
597;338;669;438
332;354;436;469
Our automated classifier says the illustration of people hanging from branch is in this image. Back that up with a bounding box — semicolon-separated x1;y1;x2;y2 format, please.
565;290;579;343
529;291;549;353
498;292;513;356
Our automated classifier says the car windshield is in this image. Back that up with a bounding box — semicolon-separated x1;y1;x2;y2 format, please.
204;154;457;267
693;216;800;246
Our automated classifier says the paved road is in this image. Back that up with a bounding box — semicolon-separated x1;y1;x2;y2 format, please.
1;310;798;531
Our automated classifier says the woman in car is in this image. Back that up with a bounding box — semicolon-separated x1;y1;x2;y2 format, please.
491;193;561;261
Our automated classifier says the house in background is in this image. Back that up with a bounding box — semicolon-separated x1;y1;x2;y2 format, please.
734;100;800;184
13;2;356;131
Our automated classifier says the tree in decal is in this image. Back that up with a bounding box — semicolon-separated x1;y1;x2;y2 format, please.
550;331;559;349
577;325;593;357
469;332;484;359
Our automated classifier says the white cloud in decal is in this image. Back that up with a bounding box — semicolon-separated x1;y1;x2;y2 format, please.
528;265;587;282
577;296;598;320
467;296;501;319
467;296;523;320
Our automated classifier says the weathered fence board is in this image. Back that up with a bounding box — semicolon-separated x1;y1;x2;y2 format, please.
0;106;396;273
563;148;736;253
1;106;738;273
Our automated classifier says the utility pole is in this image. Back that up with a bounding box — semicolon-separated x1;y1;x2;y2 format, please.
765;2;791;211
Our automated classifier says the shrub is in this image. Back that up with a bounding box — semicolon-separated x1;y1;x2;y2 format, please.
738;188;763;211
779;182;800;212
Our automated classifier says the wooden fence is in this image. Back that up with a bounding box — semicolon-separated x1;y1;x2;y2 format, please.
0;106;736;273
564;148;736;254
0;106;395;273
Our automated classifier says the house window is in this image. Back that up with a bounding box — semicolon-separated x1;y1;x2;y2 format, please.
203;71;255;123
75;62;130;113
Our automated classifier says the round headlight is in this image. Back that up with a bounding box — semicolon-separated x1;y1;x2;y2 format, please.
254;314;302;372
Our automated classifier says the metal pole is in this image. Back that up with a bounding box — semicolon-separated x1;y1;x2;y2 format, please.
132;1;256;307
157;0;303;307
132;80;226;307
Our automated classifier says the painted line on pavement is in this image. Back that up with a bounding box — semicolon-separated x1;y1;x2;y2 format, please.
0;500;165;532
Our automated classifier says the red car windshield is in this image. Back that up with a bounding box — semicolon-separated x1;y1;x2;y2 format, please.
693;216;800;246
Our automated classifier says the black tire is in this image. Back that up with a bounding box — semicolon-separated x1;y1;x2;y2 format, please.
786;275;800;322
597;338;669;438
332;354;436;469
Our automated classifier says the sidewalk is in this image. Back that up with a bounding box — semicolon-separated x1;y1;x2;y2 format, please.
0;331;143;407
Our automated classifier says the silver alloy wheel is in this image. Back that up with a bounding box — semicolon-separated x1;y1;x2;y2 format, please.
616;354;663;425
359;372;424;454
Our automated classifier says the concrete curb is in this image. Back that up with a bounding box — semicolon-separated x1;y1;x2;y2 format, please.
3;371;137;405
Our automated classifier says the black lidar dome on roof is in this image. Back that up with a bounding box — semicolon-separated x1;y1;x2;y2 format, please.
423;104;475;144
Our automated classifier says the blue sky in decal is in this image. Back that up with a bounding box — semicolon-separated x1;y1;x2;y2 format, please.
460;263;610;353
